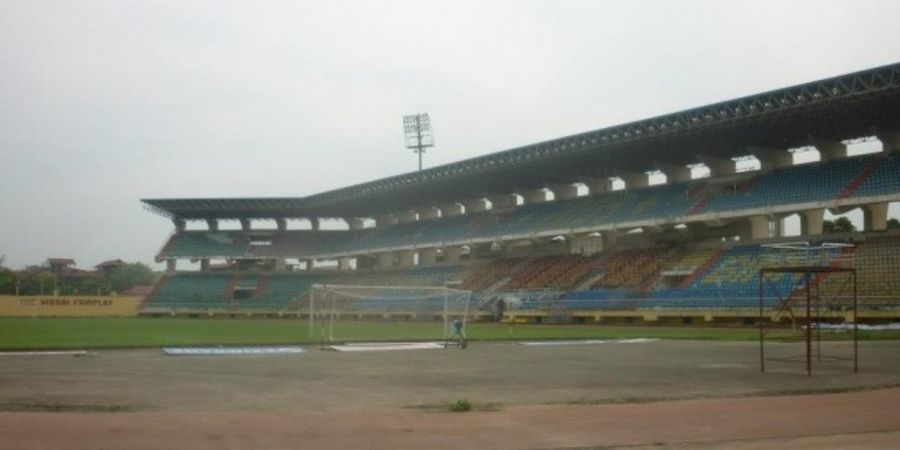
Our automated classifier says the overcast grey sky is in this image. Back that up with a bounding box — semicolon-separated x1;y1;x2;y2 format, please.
2;0;900;270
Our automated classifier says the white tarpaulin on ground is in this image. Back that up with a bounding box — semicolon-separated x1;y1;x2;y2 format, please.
163;346;306;356
518;338;659;346
325;342;445;352
816;323;900;331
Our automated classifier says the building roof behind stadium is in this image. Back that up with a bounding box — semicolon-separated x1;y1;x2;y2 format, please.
143;63;900;220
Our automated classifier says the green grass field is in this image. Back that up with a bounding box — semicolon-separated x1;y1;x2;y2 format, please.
0;318;896;350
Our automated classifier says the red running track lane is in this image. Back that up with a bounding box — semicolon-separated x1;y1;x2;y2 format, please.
1;388;898;450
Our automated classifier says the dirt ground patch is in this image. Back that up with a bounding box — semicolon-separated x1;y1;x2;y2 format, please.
0;339;897;449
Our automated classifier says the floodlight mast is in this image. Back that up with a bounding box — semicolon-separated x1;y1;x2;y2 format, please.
403;113;435;171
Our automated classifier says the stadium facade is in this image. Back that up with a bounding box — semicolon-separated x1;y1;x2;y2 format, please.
141;63;900;323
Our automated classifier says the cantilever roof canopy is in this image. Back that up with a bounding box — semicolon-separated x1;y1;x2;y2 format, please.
143;63;900;221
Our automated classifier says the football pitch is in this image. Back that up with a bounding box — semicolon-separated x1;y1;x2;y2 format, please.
1;317;898;350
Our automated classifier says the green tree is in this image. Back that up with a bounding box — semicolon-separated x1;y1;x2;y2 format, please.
823;217;856;234
0;255;17;295
108;262;156;293
888;218;900;230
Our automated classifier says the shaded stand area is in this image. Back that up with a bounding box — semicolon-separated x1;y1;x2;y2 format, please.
758;266;858;376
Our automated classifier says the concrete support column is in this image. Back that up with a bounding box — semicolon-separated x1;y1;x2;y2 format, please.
338;257;352;271
419;248;438;265
398;250;416;267
346;218;366;230
397;211;418;224
601;231;619;251
206;219;219;232
309;218;320;231
801;209;825;236
877;131;900;153
440;202;464;217
200;259;210;272
750;146;793;170
700;156;737;177
239;219;251;231
172;219;186;233
740;216;770;240
444;246;463;264
550;184;579;201
863;203;889;231
275;218;287;232
617;171;649;189
165;259;177;273
462;199;488;214
377;252;394;269
657;164;692;183
488;194;517;211
518;188;548;205
814;139;848;161
375;214;398;229
584;177;615;195
304;259;314;270
418;207;441;221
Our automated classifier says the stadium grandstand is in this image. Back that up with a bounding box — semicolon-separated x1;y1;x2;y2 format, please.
140;63;900;324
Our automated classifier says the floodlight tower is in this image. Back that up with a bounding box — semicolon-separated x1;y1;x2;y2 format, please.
403;113;435;171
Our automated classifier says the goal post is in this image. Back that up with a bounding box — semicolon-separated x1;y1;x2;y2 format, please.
306;284;474;345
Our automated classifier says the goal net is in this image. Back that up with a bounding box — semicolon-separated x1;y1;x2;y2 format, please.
306;284;473;345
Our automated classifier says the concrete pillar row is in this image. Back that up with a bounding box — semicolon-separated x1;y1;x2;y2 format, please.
398;250;416;267
583;177;615;195
801;209;825;236
863;203;889;231
656;164;692;183
617;171;649;189
419;248;438;265
601;231;620;251
418;206;441;221
377;252;394;269
813;139;848;161
443;246;463;264
462;199;489;214
877;131;900;153
699;155;736;177
740;215;770;240
440;203;464;217
346;218;366;230
397;211;418;224
488;194;517;211
749;146;793;170
375;214;398;229
549;184;579;201
516;188;548;205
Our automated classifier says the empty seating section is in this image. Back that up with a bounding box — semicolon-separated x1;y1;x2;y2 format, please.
501;255;600;290
144;273;233;310
853;154;900;198
158;154;899;261
669;247;719;274
592;248;670;289
703;157;866;213
460;258;525;291
163;232;249;258
147;232;900;312
818;235;900;306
